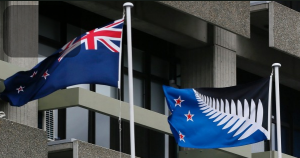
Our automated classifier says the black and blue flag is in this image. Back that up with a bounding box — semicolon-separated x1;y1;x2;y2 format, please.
163;77;271;148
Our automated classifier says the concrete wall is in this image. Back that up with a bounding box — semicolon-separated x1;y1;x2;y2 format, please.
0;1;38;127
179;149;246;158
160;1;250;38
67;1;207;49
252;151;296;158
0;118;47;158
73;140;138;158
269;2;300;58
236;22;300;92
181;26;236;88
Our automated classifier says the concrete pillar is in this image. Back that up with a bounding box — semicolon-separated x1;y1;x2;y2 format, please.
0;1;38;127
180;26;237;153
181;26;236;88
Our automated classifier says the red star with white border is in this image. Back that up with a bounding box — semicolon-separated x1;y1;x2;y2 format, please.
16;86;25;93
179;131;185;142
42;70;50;80
30;71;38;78
174;96;184;107
184;110;194;122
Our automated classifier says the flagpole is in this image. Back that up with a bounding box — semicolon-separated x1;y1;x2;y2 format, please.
123;2;135;158
272;63;281;158
268;71;273;155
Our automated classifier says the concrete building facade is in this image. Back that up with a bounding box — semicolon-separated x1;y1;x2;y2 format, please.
0;1;300;158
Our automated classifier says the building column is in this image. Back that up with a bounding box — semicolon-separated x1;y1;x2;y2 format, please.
181;26;236;88
0;1;38;127
180;26;236;152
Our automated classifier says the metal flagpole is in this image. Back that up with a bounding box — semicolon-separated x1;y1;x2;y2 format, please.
268;71;273;158
272;63;281;158
123;2;135;158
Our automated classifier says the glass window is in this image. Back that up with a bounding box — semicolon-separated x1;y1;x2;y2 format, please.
66;84;89;142
293;100;300;127
272;123;277;150
151;81;165;114
151;56;169;79
38;43;57;58
294;130;300;157
95;84;117;148
66;107;88;142
67;24;87;42
123;75;143;107
39;15;61;41
281;126;288;154
96;113;110;148
123;45;144;72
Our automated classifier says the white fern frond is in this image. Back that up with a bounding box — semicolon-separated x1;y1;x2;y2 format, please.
216;99;220;111
225;99;230;114
220;99;224;113
237;100;243;117
244;99;249;118
250;99;256;122
231;100;236;115
193;89;268;140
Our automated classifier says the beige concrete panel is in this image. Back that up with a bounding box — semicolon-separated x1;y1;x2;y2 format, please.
252;151;296;158
160;1;250;38
74;140;139;158
220;145;251;158
67;1;207;48
179;148;248;158
214;45;236;87
38;88;172;135
0;118;47;158
269;2;300;58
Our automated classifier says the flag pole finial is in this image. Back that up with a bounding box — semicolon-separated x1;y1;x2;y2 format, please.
123;2;134;7
272;63;281;67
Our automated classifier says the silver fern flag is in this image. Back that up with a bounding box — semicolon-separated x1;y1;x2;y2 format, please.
163;78;271;148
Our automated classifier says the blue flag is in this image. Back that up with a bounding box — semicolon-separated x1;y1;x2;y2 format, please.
163;77;271;148
0;18;124;107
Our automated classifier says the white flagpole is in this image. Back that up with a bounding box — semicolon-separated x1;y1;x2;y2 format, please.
272;63;281;158
268;71;273;141
123;2;135;158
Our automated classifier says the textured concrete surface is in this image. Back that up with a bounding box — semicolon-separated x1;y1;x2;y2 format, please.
160;1;250;38
252;151;296;158
0;118;47;158
0;1;38;128
181;26;236;88
68;1;207;48
74;140;139;158
179;149;246;158
269;2;300;58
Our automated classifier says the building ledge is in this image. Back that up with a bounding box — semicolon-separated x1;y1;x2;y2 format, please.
48;139;138;158
252;151;296;158
38;87;172;135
